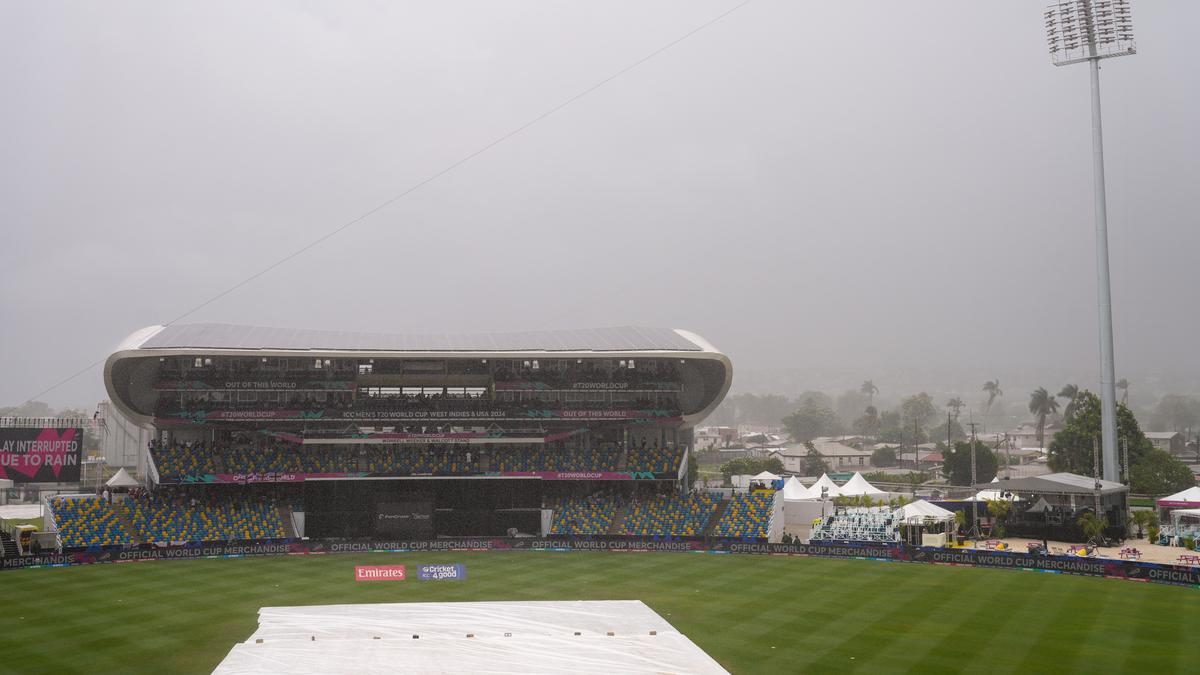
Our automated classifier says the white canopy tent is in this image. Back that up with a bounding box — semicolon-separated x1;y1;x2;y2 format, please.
838;472;886;497
1165;508;1200;546
105;467;140;489
894;500;956;547
894;500;955;525
1170;508;1200;526
804;473;841;499
751;471;781;482
780;476;832;539
1157;486;1200;509
781;476;809;501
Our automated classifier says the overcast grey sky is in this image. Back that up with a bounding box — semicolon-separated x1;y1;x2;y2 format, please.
2;1;1197;409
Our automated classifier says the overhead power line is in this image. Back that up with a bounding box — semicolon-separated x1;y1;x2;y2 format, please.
19;1;753;405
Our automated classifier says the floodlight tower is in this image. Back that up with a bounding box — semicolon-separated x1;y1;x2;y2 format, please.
1044;0;1135;483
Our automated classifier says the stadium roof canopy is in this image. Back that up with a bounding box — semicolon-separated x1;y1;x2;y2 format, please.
104;323;731;426
126;323;711;354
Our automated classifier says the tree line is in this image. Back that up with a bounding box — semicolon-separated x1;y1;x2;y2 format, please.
713;380;1195;495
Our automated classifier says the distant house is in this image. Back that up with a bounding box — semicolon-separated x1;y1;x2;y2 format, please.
1145;431;1185;455
897;444;943;471
738;432;788;450
695;426;738;450
1007;422;1062;450
769;439;873;473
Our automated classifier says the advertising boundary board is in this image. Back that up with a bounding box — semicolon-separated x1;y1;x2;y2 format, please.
4;538;1199;588
167;470;673;484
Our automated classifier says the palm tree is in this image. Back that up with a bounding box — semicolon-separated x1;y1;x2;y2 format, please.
986;498;1013;538
1058;384;1080;421
982;380;1003;416
1077;512;1107;545
1116;378;1129;405
1028;387;1059;449
860;380;878;405
946;397;965;421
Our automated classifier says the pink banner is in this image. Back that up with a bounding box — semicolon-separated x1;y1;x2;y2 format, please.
184;472;368;484
497;471;662;480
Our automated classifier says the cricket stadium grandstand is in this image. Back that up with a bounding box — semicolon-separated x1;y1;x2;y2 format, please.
33;322;762;550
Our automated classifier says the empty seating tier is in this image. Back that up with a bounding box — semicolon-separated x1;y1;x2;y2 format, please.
626;445;684;474
712;492;774;540
620;493;718;537
126;495;287;543
50;497;132;548
550;494;619;535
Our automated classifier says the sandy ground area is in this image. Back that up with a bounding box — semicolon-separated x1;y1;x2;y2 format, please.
961;536;1199;566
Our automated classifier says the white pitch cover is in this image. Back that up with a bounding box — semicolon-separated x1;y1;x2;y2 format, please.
213;600;728;674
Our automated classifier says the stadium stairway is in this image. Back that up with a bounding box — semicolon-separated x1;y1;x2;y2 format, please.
278;505;297;538
114;504;141;545
0;530;18;557
607;504;629;535
702;499;730;537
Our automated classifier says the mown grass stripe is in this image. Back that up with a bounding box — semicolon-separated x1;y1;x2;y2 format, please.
1;551;1196;674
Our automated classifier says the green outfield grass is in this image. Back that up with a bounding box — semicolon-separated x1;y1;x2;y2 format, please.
1;551;1196;674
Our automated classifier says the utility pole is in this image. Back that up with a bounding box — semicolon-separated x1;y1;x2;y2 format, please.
1004;432;1013;479
967;419;981;540
1192;426;1198;465
913;419;921;469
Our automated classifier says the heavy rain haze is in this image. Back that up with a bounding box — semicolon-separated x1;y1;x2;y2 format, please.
2;1;1198;416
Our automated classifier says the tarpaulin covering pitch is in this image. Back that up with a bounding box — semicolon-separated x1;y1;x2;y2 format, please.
213;600;727;674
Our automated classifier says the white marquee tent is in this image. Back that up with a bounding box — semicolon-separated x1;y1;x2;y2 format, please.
894;500;957;547
751;471;781;482
105;467;140;489
781;476;809;501
893;500;955;525
1157;486;1200;509
838;472;886;497
805;473;841;499
1170;508;1200;524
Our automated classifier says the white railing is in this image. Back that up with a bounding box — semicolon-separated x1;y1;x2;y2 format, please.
42;493;60;551
767;491;785;543
146;448;160;486
1;416;99;428
811;507;899;543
